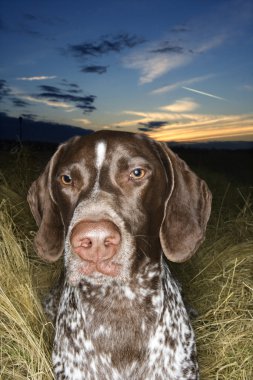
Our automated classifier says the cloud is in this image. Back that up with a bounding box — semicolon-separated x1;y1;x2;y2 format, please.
115;108;253;142
124;29;226;84
194;35;226;54
150;41;187;55
60;80;82;93
73;118;91;128
151;74;215;95
36;84;96;113
124;53;190;84
39;85;62;94
170;25;190;33
116;110;190;129
67;88;82;94
138;121;168;132
67;33;145;58
13;80;96;114
23;95;73;109
148;114;253;142
2;13;63;40
159;98;199;112
21;113;37;120
0;79;11;101
242;84;253;91
18;24;42;38
68;83;79;88
81;65;108;74
12;98;29;107
23;13;37;21
0;80;30;108
38;93;95;113
17;76;57;81
23;13;65;26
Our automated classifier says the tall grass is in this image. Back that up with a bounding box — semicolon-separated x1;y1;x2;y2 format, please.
0;144;252;379
0;202;54;380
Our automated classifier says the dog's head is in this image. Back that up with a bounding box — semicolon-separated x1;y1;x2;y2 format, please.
28;131;211;285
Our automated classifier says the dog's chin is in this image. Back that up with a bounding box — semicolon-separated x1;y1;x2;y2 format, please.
66;261;128;287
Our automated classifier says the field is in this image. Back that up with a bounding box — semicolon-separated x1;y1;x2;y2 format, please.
0;142;252;379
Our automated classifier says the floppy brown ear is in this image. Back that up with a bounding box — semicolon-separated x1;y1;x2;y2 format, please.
158;143;212;263
27;150;65;262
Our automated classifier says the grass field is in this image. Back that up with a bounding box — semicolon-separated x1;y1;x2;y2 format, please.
0;142;252;379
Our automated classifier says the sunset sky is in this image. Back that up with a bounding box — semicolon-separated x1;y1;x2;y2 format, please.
1;0;253;142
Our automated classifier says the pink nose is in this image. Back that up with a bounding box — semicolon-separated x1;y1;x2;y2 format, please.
70;220;121;264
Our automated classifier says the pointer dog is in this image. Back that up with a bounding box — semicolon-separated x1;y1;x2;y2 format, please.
28;130;211;380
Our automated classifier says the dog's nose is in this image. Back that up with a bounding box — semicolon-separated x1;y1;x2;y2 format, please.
70;220;121;263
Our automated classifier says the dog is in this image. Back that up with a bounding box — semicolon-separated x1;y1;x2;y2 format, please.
28;130;211;379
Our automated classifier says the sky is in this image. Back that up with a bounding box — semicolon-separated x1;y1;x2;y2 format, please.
0;0;253;143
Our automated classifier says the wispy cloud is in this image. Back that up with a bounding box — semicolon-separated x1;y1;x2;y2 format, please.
124;31;225;84
81;65;108;74
21;113;37;120
138;121;168;132
17;75;57;81
159;98;199;112
23;13;65;26
149;41;188;55
124;53;190;84
12;98;29;107
67;33;145;58
241;84;253;92
60;80;83;94
151;74;215;95
0;80;30;108
0;79;11;100
73;118;91;128
182;86;226;100
193;35;226;53
23;95;73;109
36;84;96;113
147;114;253;142
124;49;191;84
114;108;253;142
170;25;190;33
5;79;96;114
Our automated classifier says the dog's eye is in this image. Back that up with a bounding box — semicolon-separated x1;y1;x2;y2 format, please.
60;174;73;185
130;168;146;180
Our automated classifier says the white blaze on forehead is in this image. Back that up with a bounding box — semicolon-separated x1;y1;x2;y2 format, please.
95;141;107;171
92;141;107;194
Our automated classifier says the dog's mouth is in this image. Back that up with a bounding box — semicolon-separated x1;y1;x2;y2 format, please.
77;258;122;277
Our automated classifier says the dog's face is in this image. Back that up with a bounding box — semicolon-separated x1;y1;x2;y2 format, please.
28;130;211;285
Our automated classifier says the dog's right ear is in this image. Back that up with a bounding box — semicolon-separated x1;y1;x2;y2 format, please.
157;142;212;263
27;147;65;262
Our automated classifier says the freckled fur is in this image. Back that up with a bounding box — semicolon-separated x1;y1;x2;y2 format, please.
52;261;198;379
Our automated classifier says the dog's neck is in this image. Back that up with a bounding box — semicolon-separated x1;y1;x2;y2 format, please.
66;260;164;370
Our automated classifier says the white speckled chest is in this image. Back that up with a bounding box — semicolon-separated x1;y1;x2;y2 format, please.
52;263;199;380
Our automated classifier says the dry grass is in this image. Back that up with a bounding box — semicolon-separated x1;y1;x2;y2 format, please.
0;202;54;380
0;144;252;379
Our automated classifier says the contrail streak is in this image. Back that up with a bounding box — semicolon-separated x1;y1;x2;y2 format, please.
182;86;226;100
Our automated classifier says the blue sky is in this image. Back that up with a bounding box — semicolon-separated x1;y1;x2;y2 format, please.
1;0;253;142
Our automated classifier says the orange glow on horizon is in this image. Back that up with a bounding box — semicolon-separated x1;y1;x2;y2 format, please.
147;125;253;142
110;112;253;143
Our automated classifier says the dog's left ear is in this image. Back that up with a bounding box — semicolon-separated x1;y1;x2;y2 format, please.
27;144;66;262
157;143;212;263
